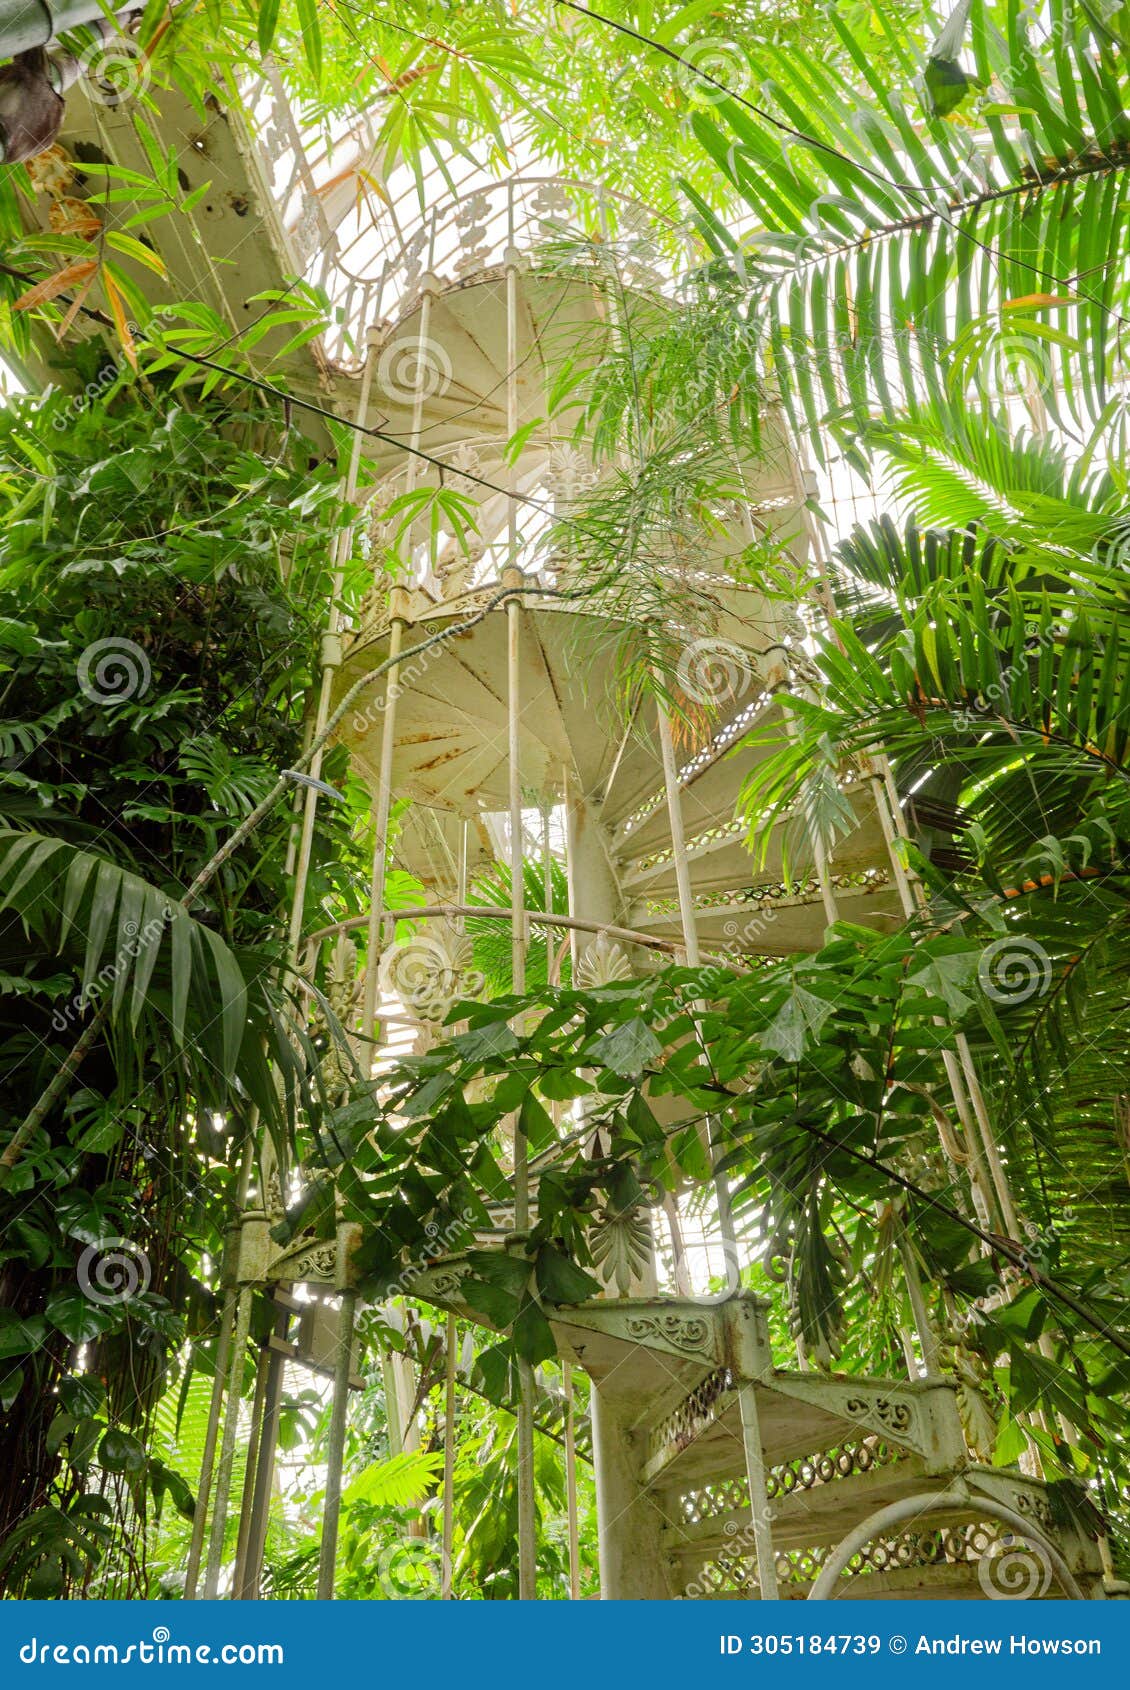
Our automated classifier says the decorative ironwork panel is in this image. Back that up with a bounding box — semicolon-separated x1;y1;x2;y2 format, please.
648;1365;735;1467
674;1436;905;1524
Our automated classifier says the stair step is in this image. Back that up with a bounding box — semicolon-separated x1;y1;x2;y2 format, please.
601;699;775;846
620;825;755;897
391;805;494;893
338;603;612;814
641;1368;967;1490
683;1563;1064;1601
609;698;782;849
620;775;886;887
655;1455;933;1554
627;875;902;956
361;274;608;473
672;1517;1092;1602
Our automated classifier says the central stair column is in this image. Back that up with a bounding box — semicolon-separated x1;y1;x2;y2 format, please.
589;1389;671;1599
563;771;620;961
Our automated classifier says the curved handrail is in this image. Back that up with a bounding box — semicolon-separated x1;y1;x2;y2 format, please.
806;1488;1085;1602
326;173;685;291
304;903;686;956
246;64;697;370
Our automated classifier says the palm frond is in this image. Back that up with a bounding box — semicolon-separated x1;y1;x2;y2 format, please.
0;830;245;1062
685;1;1130;446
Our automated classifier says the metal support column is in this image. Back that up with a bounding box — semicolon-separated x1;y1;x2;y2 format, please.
359;598;407;1049
504;234;536;1600
182;1284;235;1600
202;1284;253;1597
563;1366;581;1599
235;1299;291;1599
736;1384;779;1599
231;1341;270;1595
316;1287;358;1599
441;1312;457;1599
657;692;777;1594
286;333;378;967
655;695;738;1274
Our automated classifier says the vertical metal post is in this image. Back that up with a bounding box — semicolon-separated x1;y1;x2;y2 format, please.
505;244;536;1602
188;1139;255;1602
509;561;536;1599
736;1384;779;1599
542;803;554;979
183;1285;235;1600
441;1313;457;1599
203;1285;253;1598
656;694;742;1287
231;1342;269;1594
380;1345;407;1455
286;334;379;966
954;1028;1021;1234
507;579;527;1163
662;1192;695;1298
402;285;434;577
316;1288;358;1599
237;1301;291;1600
896;1224;942;1375
360;601;407;1046
655;698;700;970
458;818;469;907
563;1365;581;1600
562;767;619;944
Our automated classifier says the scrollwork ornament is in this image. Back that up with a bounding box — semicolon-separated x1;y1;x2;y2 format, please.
844;1394;915;1439
275;1239;338;1285
625;1310;712;1354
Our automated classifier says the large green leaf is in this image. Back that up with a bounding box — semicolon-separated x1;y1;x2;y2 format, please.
0;830;247;1061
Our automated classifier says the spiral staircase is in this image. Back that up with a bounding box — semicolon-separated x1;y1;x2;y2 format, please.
22;63;1115;1603
333;267;900;955
317;259;1106;1601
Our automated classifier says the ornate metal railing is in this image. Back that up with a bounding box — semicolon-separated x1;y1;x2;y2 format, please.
243;65;691;368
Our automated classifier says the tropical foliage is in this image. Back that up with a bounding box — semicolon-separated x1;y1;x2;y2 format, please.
0;387;367;1594
1;0;1129;1599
